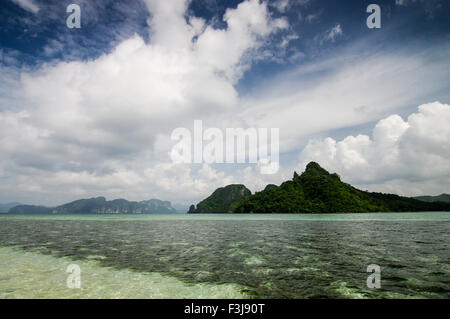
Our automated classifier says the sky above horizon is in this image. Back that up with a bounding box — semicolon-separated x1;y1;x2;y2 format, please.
0;0;449;206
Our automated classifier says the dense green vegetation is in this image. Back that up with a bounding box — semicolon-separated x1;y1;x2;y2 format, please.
189;184;251;213
233;162;450;213
263;184;278;191
414;193;450;203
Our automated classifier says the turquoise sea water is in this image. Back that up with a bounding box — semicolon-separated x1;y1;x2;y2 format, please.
0;212;449;298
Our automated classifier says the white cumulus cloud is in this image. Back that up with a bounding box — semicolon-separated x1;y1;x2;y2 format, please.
298;102;450;196
0;0;288;205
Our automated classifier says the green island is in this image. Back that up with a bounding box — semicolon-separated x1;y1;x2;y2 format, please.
188;162;450;214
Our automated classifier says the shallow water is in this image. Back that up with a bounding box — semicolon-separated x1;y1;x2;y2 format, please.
0;212;449;298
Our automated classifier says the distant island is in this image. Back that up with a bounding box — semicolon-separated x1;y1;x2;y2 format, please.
5;197;177;214
188;162;450;214
413;194;450;203
0;202;22;213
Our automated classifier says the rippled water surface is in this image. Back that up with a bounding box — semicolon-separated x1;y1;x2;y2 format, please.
0;213;449;298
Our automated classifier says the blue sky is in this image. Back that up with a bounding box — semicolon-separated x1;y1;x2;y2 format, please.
0;0;449;206
2;1;449;70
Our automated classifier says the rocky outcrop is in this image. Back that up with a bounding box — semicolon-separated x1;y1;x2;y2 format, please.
188;184;251;213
